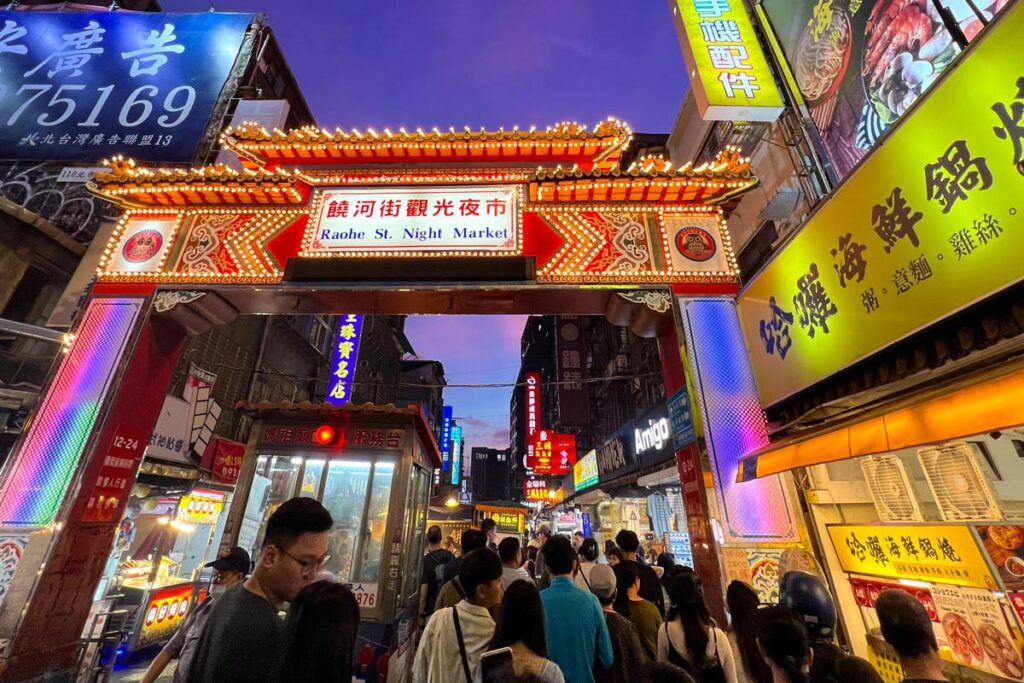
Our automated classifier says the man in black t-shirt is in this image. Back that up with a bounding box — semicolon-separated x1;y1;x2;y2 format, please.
419;524;455;622
188;498;333;683
613;530;665;616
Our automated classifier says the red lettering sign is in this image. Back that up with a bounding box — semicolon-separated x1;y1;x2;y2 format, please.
201;436;245;486
82;424;148;523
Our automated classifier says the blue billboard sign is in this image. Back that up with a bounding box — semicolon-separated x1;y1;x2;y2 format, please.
668;387;696;449
439;406;453;471
450;425;462;485
0;11;253;162
325;314;363;406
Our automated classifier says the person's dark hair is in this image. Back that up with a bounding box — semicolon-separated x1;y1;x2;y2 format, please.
263;497;333;549
758;605;811;683
605;547;623;564
461;529;486;554
491;580;549;658
574;530;584;538
498;536;521;564
460;548;503;600
877;589;938;658
661;564;687;588
427;524;443;545
641;660;698;683
578;538;599;563
480;518;497;535
726;581;772;683
667;573;713;664
613;561;641;616
542;535;576;575
657;553;676;571
281;581;359;683
615;529;640;553
604;539;617;552
525;545;538;561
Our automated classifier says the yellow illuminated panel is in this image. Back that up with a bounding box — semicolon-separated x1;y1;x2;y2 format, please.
827;524;998;590
738;4;1024;406
672;0;784;122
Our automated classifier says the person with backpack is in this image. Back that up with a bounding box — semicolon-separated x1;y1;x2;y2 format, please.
778;572;883;683
413;549;504;683
419;525;455;624
435;529;488;611
657;572;738;683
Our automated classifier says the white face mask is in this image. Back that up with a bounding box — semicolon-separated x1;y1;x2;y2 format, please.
210;583;227;597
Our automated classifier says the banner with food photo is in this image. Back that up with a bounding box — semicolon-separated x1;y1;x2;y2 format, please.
931;583;1024;680
759;0;1008;180
977;525;1024;591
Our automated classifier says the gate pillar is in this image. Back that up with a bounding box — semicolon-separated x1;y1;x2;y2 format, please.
0;288;187;681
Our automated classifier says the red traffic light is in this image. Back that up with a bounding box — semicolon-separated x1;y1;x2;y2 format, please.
314;425;336;445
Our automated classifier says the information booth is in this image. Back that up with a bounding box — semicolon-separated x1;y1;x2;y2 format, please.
227;403;438;681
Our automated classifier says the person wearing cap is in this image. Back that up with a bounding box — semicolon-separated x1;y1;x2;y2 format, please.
588;563;649;683
141;547;251;683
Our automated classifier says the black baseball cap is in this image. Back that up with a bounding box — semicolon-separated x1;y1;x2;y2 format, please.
205;547;251;575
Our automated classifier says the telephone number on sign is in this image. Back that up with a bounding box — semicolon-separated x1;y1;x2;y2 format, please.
2;83;198;130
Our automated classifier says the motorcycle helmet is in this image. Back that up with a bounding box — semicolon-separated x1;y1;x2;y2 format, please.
779;570;836;638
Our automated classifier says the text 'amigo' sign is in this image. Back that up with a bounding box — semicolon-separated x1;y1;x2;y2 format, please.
308;186;519;255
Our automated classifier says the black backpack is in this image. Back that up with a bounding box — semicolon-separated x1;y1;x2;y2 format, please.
662;623;727;683
423;550;454;614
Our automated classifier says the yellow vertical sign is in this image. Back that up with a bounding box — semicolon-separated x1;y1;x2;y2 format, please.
671;0;784;122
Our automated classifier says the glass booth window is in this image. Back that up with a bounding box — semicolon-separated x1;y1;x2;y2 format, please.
401;465;430;602
356;461;394;584
299;460;325;498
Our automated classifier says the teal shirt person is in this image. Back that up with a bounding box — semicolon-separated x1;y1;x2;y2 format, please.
541;576;613;683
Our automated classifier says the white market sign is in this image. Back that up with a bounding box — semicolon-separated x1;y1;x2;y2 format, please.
307;185;520;256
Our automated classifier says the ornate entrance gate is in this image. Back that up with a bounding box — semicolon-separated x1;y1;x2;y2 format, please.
0;119;800;680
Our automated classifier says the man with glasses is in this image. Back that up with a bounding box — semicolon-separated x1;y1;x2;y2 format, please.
189;497;333;683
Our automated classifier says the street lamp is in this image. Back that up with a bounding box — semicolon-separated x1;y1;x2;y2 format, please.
445;495;459;508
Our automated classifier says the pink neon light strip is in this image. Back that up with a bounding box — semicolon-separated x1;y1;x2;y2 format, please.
0;298;140;525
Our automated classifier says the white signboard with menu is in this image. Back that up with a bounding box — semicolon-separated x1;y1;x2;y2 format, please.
308;186;519;255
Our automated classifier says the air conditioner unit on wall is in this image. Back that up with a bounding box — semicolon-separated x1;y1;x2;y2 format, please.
919;442;1004;522
861;454;924;522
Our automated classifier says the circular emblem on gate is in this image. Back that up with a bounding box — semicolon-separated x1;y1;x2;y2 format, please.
122;229;163;264
673;227;717;263
559;321;579;342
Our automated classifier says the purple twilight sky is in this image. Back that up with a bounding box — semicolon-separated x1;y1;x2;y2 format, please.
167;0;690;449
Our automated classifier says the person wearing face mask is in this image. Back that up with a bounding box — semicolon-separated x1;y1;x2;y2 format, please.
141;546;251;683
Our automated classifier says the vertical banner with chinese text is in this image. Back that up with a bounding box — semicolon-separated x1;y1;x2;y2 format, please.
555;316;590;430
326;314;363;406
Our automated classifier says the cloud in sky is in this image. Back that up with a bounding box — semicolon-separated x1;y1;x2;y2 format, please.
404;315;526;451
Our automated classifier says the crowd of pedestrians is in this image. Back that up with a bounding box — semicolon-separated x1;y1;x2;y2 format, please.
154;498;952;683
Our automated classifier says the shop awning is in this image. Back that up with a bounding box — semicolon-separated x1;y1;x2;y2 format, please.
737;358;1024;481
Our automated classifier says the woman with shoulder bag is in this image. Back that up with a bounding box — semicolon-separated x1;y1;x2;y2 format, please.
657;572;738;683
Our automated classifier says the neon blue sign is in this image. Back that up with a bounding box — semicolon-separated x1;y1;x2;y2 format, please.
439;406;453;470
450;425;462;484
326;314;363;406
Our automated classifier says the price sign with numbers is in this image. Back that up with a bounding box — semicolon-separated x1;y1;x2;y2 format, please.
0;11;253;162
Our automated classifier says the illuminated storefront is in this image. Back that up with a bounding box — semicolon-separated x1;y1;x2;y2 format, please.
735;5;1024;681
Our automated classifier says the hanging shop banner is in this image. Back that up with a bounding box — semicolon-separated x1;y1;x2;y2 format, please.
670;0;783;121
524;371;541;468
523;477;548;502
634;400;675;469
529;430;563;476
596;419;638;480
573;450;599;492
738;4;1024;406
552;432;577;476
491;511;524;535
827;524;999;590
325;314;363;406
146;395;190;466
200;436;244;486
555;316;590;429
450;425;462;485
667;387;696;449
760;0;1008;181
176;488;225;525
0;12;253;162
82;424;148;523
308;185;519;255
975;524;1024;592
439;406;453;471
